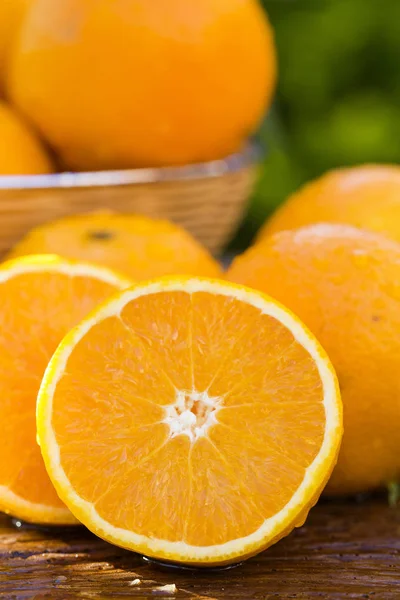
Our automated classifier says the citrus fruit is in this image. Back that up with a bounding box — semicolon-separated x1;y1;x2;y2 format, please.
0;255;130;524
8;0;276;170
258;164;400;243
228;224;400;496
0;0;29;92
37;277;342;566
6;212;223;280
0;101;53;174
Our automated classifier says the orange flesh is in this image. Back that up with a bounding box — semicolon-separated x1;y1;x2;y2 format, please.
0;270;122;512
52;290;326;546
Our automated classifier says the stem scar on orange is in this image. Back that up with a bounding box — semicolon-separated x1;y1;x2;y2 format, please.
6;212;223;281
37;277;342;566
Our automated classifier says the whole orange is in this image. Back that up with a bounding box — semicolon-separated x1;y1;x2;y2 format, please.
227;224;400;496
0;0;29;92
0;101;53;174
7;212;223;280
258;164;400;243
8;0;276;171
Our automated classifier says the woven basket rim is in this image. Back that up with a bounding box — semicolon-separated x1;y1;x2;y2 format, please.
0;143;260;191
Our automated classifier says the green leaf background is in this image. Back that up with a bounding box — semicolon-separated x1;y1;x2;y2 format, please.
235;0;400;247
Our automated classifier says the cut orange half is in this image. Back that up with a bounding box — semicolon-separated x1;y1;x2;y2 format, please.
0;255;130;524
37;277;342;565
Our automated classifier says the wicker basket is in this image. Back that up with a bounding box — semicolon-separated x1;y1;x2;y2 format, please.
0;145;258;256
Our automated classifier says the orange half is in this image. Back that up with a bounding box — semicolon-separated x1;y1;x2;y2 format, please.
0;255;130;524
37;277;342;564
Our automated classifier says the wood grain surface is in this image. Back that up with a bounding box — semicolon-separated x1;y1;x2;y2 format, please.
0;497;399;599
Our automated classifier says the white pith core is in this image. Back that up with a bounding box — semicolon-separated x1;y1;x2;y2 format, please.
163;390;222;442
38;278;341;562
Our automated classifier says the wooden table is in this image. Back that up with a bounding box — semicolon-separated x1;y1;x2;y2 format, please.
0;498;399;599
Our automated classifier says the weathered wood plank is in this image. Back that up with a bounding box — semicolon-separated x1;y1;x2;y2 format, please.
0;498;399;599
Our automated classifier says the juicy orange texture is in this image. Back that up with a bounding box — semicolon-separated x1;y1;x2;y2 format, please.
0;256;129;524
38;278;342;565
228;224;400;495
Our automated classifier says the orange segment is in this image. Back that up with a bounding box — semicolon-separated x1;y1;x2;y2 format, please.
190;292;262;392
120;290;194;391
37;277;342;565
0;255;130;524
96;434;191;542
228;224;400;495
205;429;300;523
64;315;177;405
185;436;265;547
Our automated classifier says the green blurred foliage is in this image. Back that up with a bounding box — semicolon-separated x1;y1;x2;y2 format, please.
234;0;400;247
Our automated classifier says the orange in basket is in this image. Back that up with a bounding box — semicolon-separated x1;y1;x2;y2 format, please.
0;255;130;524
0;0;29;91
37;277;342;565
0;101;53;175
8;0;276;170
7;212;223;280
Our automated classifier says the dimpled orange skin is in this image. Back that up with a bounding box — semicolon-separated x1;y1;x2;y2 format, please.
259;165;400;244
8;0;276;170
0;101;53;174
227;224;400;496
6;212;223;280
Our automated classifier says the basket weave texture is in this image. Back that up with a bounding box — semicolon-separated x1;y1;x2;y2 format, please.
0;146;257;256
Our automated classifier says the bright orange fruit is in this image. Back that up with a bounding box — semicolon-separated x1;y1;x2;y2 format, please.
37;277;342;565
0;101;53;174
258;164;400;243
8;0;276;170
0;255;130;524
0;0;29;92
7;212;223;280
228;224;400;496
